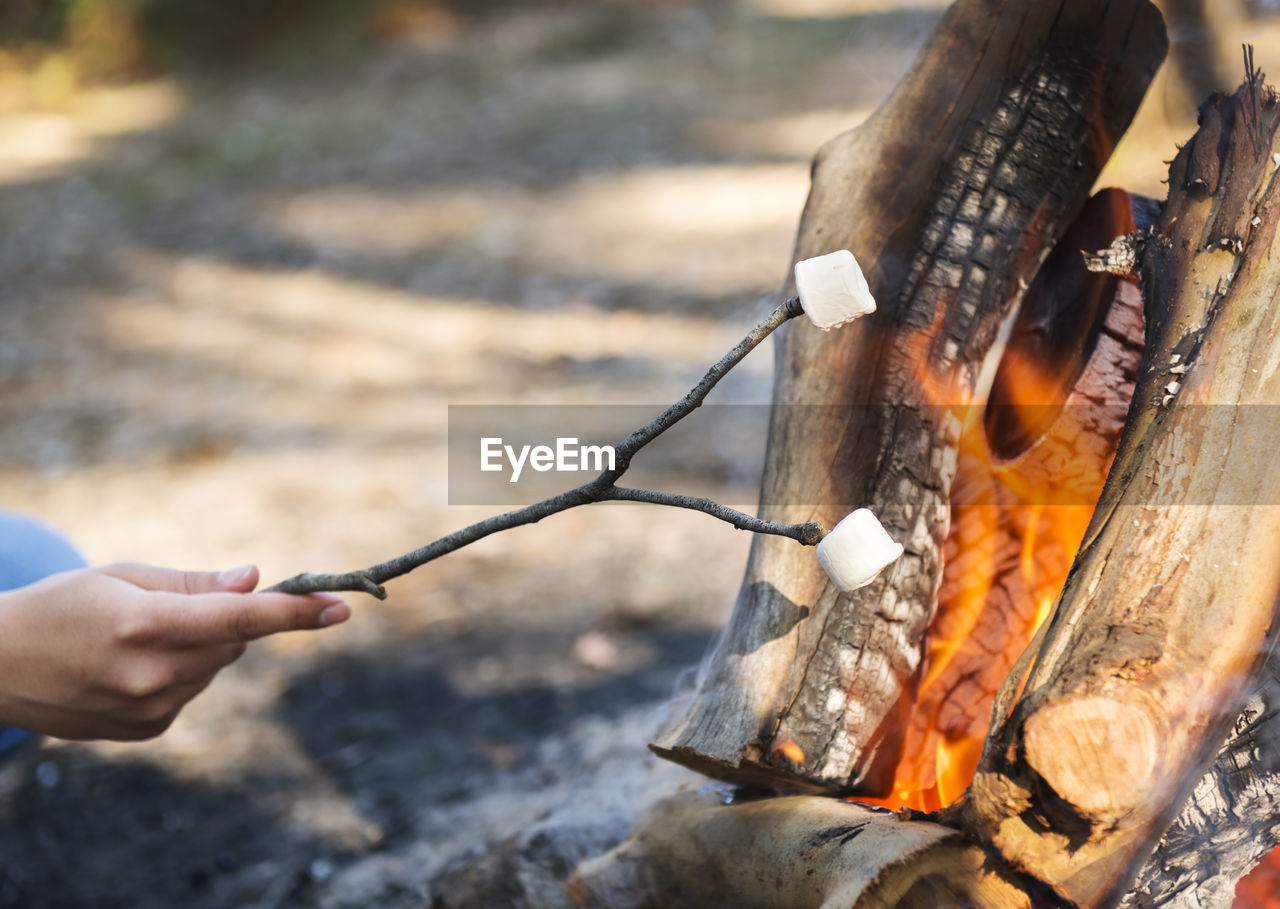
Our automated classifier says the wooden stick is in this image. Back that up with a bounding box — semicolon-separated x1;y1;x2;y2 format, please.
265;297;821;598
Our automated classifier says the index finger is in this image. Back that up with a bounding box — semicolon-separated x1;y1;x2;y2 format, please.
155;590;351;645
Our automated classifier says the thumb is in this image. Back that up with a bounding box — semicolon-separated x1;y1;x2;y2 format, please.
99;562;261;595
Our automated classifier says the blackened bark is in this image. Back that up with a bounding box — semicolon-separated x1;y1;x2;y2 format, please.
1124;654;1280;907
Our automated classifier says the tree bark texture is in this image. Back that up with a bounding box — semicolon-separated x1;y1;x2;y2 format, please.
1124;653;1280;908
652;0;1168;795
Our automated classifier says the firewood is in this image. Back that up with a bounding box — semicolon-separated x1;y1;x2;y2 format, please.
582;12;1280;909
573;187;1157;908
959;71;1280;907
567;788;1029;909
1126;654;1280;906
651;0;1167;796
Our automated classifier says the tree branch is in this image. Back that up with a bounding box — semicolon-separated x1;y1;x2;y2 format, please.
266;296;816;599
601;487;825;546
607;294;804;470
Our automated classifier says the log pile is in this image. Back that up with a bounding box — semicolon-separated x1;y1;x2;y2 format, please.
573;1;1280;906
959;58;1280;907
651;0;1167;797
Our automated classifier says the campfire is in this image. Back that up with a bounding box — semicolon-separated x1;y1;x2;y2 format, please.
275;1;1280;905
571;1;1280;906
865;188;1146;817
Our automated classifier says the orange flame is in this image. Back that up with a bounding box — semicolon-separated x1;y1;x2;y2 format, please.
863;435;1097;812
772;738;806;765
852;278;1137;814
1238;857;1280;908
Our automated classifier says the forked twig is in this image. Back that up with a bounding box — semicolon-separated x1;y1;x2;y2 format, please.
267;295;823;599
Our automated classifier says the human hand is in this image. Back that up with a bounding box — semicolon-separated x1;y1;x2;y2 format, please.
0;562;349;741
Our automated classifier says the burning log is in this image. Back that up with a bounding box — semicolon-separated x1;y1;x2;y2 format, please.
651;0;1167;795
1125;653;1280;907
957;66;1280;907
572;189;1156;909
605;0;1280;903
880;188;1150;814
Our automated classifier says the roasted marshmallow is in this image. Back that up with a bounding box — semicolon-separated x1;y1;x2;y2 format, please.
816;508;904;591
794;250;877;331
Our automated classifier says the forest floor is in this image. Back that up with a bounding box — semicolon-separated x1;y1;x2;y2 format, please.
0;0;1252;905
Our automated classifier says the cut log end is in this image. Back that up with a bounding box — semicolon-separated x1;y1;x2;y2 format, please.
1022;696;1161;818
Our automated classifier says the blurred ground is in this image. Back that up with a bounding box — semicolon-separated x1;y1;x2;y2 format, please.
0;0;1275;906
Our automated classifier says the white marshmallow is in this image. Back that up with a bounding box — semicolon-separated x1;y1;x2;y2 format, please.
794;250;877;331
816;508;904;592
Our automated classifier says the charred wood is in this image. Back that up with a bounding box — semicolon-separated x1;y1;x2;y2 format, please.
652;0;1167;796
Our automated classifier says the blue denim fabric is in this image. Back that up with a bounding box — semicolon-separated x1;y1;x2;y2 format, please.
0;511;87;758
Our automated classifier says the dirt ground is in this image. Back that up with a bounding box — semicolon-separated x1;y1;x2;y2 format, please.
0;1;1273;906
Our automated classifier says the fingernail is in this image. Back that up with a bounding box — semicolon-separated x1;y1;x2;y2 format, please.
318;602;351;627
218;564;256;587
